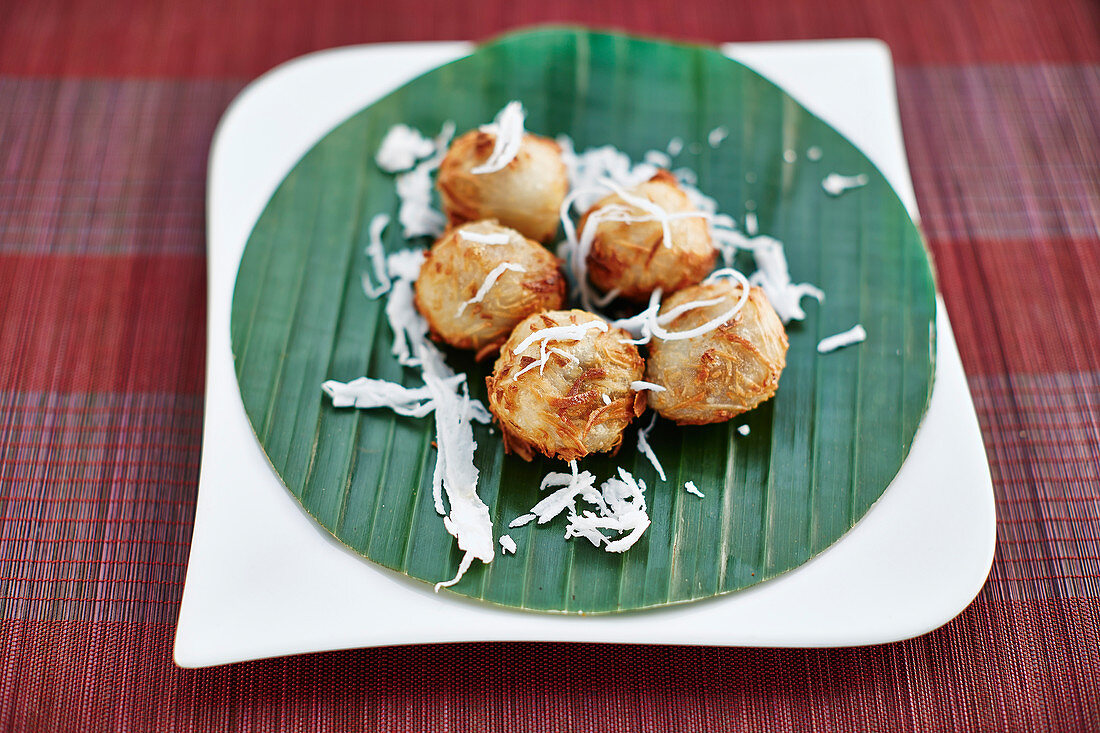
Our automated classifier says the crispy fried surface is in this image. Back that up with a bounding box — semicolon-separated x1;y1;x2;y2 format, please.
414;221;566;353
436;130;568;243
581;171;717;302
646;281;788;425
486;310;646;462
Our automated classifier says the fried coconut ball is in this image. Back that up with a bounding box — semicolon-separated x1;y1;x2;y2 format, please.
436;130;568;243
645;280;789;425
414;221;566;357
487;310;646;462
580;170;717;302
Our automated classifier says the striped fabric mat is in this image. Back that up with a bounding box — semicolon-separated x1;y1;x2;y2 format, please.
0;1;1097;729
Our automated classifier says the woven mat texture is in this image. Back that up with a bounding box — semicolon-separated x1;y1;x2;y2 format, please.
0;0;1098;730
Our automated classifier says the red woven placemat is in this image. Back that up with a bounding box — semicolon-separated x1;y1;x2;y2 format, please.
1;1;1098;730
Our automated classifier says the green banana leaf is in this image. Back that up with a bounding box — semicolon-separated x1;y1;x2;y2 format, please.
230;27;936;613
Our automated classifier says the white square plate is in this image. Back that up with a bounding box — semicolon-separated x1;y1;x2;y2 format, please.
174;39;995;668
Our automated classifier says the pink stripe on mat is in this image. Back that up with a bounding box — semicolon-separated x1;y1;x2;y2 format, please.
898;65;1100;241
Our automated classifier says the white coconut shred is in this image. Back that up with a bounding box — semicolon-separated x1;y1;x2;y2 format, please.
455;262;526;317
684;481;705;498
817;324;867;353
630;380;666;393
324;249;495;591
458;230;511;245
361;213;392;299
822;172;868;197
391;121;455;239
636;413;666;482
471;101;526;174
509;462;651;553
376;124;437;173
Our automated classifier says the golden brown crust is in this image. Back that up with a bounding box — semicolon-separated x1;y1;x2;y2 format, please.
580;172;717;302
645;282;789;425
436;130;568;243
413;220;566;353
486;309;646;462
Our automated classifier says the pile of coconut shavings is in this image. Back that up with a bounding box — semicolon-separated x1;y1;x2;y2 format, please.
376;124;437;173
509;461;652;553
325;248;496;591
391;121;455;239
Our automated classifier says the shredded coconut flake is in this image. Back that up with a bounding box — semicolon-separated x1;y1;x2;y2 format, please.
327;247;495;589
322;375;462;416
818;324;867;353
783;149;797;163
673;167;699;187
383;250;428;366
666;137;684;156
434;551;476;591
737;424;750;436
455;262;526;316
393;121;454;239
651;270;751;342
611;288;661;344
511;319;608;380
509;513;536;528
458;229;511;245
636;413;666;482
744;211;758;237
656;295;727;326
361;214;392;299
471;101;526;174
548;347;580;365
744;236;825;323
630;380;666;393
644;149;672;168
807;146;823;161
509;464;651;553
684;481;705;498
512;319;608;356
708;126;729;148
376;124;436;173
499;535;517;554
822;172;869;196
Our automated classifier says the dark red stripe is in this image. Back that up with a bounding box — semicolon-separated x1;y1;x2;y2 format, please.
0;254;205;393
932;238;1100;377
0;0;1096;77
